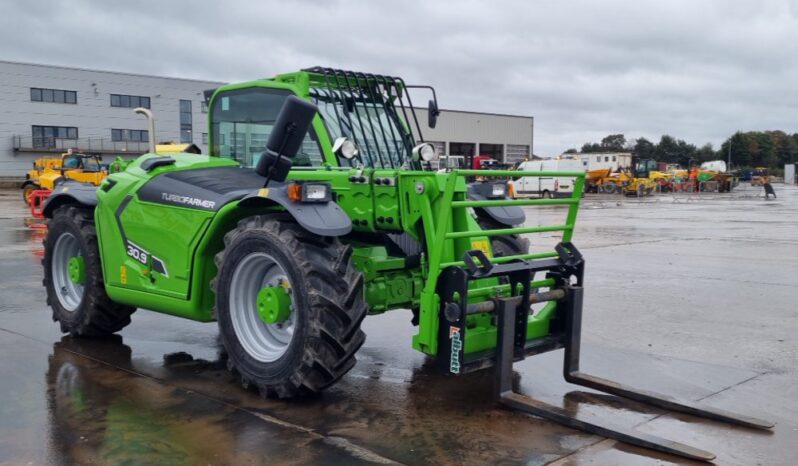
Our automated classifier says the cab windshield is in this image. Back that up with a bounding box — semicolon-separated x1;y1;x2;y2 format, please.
311;87;413;168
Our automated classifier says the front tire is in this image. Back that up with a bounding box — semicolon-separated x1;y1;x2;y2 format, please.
43;206;135;336
214;215;367;398
23;184;39;205
477;217;530;258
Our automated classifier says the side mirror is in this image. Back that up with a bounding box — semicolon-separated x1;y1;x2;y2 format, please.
428;99;440;129
256;95;318;182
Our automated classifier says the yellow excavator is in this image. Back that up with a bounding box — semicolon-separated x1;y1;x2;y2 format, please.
596;167;657;195
22;151;107;205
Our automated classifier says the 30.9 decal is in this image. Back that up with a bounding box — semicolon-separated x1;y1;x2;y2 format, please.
126;241;149;264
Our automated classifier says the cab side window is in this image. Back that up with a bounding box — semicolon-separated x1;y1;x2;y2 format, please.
210;88;324;168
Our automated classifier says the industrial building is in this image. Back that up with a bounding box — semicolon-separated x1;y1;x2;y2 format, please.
413;107;534;164
0;60;534;177
0;60;222;177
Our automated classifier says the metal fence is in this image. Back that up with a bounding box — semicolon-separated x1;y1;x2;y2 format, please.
13;135;149;154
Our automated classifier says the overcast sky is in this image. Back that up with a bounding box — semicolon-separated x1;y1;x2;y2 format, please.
2;0;797;155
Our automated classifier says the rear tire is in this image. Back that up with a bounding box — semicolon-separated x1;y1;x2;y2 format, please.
43;205;135;336
213;215;367;398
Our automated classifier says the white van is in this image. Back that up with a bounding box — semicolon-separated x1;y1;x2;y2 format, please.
514;159;585;198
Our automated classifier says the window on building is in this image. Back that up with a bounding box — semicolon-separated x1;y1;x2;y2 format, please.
612;155;617;162
596;156;601;162
111;129;149;142
479;143;504;161
605;156;609;162
32;125;78;148
449;142;476;158
180;99;193;143
201;101;208;113
30;88;77;104
111;94;151;108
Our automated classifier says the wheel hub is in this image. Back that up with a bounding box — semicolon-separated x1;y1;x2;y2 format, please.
256;285;292;325
68;256;85;284
52;232;84;311
229;252;296;362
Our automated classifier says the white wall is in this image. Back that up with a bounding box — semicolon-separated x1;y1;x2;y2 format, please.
577;152;632;171
786;163;796;184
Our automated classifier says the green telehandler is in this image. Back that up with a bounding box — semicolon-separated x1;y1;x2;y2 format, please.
41;67;771;461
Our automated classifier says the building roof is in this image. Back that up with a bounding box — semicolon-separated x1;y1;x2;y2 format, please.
0;59;224;85
415;107;533;120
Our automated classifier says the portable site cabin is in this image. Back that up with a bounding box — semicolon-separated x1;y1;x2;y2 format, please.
577;152;633;172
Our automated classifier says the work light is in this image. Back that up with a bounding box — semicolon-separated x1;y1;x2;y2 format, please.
332;137;359;160
412;143;438;162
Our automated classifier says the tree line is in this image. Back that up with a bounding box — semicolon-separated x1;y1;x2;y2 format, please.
565;131;798;171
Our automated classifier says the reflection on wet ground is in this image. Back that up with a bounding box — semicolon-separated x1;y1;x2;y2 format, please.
0;186;796;465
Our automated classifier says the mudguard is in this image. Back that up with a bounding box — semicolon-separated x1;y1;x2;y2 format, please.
239;183;352;237
467;182;525;226
42;180;98;218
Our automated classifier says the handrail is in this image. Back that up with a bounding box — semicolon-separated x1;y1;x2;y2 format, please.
446;224;572;239
454;169;586;178
452;198;577;208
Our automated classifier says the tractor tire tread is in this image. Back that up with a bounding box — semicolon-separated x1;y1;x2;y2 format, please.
214;214;367;398
43;205;135;336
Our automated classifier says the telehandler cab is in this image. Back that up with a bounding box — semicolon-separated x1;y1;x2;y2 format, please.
42;67;771;461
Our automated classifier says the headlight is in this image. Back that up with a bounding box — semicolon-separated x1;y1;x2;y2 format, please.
412;143;438;162
332;137;359;160
287;182;332;202
302;183;331;202
490;183;506;198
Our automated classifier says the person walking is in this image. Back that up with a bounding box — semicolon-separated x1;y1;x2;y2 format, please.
763;175;777;199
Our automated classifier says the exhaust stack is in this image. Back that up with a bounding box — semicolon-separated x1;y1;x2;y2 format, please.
134;107;156;153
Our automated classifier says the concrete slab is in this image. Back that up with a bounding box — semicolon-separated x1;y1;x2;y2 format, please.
0;184;796;465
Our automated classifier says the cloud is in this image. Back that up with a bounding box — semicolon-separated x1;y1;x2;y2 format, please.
2;0;796;155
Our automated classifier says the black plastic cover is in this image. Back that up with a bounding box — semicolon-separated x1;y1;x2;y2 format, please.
140;156;176;172
137;166;264;212
467;182;526;226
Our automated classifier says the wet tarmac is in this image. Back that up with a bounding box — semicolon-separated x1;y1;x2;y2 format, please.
0;184;796;465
